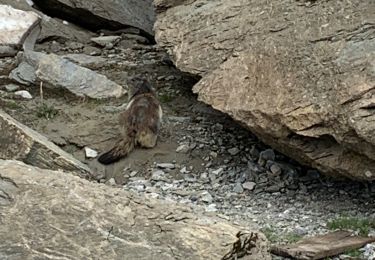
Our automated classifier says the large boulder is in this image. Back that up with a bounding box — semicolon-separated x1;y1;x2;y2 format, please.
0;0;93;43
9;50;126;99
0;4;41;57
32;0;155;38
154;0;375;180
0;160;271;259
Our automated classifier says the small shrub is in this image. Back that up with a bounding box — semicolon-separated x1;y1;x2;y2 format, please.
36;103;59;120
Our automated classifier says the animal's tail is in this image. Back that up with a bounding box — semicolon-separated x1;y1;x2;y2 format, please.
98;137;135;165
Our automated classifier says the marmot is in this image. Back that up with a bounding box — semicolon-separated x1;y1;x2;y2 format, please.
98;77;162;165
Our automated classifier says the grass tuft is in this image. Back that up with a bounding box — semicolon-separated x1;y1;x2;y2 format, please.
345;249;362;257
284;232;303;243
327;216;375;236
5;100;22;110
260;227;278;243
36;103;59;120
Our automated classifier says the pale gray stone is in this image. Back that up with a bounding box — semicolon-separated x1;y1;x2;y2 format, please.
0;4;41;57
10;50;126;99
242;182;256;191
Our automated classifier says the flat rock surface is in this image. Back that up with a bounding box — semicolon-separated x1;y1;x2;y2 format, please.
0;160;270;260
10;50;126;99
154;0;375;180
271;231;375;260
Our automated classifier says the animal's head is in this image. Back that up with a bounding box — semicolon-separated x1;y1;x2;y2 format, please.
127;76;155;100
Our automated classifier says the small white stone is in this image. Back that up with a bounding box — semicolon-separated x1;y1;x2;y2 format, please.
151;170;165;181
209;151;218;158
200;191;213;203
228;147;240;156
84;147;98;158
107;178;116;186
212;168;224;175
176;144;190;153
180;167;189;174
14;90;32;99
62;20;69;25
205;204;218;212
201;172;208;179
147;193;159;199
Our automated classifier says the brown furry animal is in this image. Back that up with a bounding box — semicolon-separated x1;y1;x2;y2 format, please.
98;77;162;165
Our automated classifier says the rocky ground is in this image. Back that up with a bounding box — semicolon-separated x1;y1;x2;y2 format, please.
2;29;375;259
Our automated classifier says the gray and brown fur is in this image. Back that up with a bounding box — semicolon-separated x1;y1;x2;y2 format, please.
98;77;162;165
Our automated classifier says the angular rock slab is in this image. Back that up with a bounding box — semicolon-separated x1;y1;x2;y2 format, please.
0;0;93;43
0;110;91;176
0;160;271;260
0;4;41;57
271;231;375;260
32;0;156;37
10;50;126;99
154;0;375;180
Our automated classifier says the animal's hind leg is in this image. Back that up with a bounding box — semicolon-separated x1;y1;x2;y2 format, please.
136;131;157;148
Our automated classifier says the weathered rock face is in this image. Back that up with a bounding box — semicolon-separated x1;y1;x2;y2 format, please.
0;4;41;57
32;0;155;38
0;160;271;259
0;110;91;176
0;0;93;43
10;50;126;99
154;0;375;180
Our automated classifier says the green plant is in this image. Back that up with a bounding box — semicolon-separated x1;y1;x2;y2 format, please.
36;103;59;120
345;249;362;257
327;216;375;236
284;232;303;243
5;100;22;110
260;227;278;243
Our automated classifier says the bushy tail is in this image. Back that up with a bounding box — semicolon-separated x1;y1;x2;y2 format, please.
98;137;135;165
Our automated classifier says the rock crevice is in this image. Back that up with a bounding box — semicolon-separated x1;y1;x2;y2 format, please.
154;0;375;180
32;0;156;40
